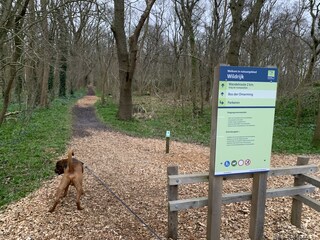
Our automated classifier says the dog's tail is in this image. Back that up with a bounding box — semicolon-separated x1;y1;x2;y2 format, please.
68;149;74;172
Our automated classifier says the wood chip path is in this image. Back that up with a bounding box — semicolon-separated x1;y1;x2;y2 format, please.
0;95;319;239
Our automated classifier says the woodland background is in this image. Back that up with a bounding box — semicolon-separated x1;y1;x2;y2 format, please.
1;0;320;145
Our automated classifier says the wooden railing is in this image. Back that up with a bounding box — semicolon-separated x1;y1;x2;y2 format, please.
167;156;320;239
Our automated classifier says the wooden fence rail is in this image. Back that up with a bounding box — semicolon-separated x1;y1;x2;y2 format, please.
167;157;320;240
168;165;318;186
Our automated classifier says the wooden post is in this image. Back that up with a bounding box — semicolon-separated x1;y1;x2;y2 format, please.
291;156;310;228
207;65;223;240
249;172;268;240
207;176;223;240
167;166;178;239
166;137;170;153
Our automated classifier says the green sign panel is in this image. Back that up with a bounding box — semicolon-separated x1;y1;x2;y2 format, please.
214;66;278;175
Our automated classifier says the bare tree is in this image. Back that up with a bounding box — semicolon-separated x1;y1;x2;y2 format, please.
313;99;320;147
308;0;320;146
111;0;156;120
135;1;168;96
0;0;30;125
39;0;50;107
174;0;202;116
96;28;114;105
204;0;228;101
294;0;320;125
303;0;320;84
227;0;266;66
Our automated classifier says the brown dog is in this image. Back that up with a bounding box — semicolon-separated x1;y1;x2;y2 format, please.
49;149;84;212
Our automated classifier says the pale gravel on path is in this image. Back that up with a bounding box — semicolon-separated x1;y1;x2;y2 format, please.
0;96;319;240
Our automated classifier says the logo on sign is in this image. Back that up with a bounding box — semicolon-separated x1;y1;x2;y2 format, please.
268;70;276;81
224;161;230;167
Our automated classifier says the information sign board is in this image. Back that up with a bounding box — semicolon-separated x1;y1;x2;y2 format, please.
214;66;278;175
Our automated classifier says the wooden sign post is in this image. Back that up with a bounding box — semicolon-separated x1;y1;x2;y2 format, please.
207;65;223;239
207;64;278;239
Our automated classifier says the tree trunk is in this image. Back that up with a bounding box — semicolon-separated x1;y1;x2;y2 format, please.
0;54;20;125
227;0;265;66
40;0;49;107
0;0;29;125
174;0;201;116
40;62;49;107
205;0;228;102
112;0;131;119
112;0;156;120
312;99;320;147
189;29;199;115
57;5;68;98
249;10;260;66
296;0;320;126
59;58;67;97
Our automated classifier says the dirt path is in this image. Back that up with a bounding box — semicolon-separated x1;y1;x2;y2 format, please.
72;96;111;137
0;93;319;240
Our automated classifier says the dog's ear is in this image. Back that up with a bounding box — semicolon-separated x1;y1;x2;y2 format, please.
55;161;65;175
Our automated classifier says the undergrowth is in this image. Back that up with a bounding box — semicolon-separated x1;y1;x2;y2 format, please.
273;95;318;153
96;95;320;154
96;97;212;145
0;94;81;209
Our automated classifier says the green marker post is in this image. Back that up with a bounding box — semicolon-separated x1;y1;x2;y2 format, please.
166;131;170;153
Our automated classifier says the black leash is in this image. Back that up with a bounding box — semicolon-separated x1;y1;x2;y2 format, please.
84;165;163;240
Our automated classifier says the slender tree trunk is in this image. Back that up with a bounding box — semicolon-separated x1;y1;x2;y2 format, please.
26;0;40;108
0;0;29;125
296;0;320;126
41;62;50;107
304;52;318;84
250;11;260;66
206;0;228;102
174;0;200;116
189;29;199;115
57;6;68;98
312;98;320;147
0;52;20;125
59;57;67;97
40;0;49;107
48;65;55;101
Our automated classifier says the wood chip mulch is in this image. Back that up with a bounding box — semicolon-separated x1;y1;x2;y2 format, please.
0;96;319;240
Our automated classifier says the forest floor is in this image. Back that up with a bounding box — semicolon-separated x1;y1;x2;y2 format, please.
0;92;319;240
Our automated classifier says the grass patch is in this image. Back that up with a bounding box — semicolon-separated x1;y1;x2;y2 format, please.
0;95;82;209
272;96;319;153
96;97;212;145
96;95;320;154
272;123;317;153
